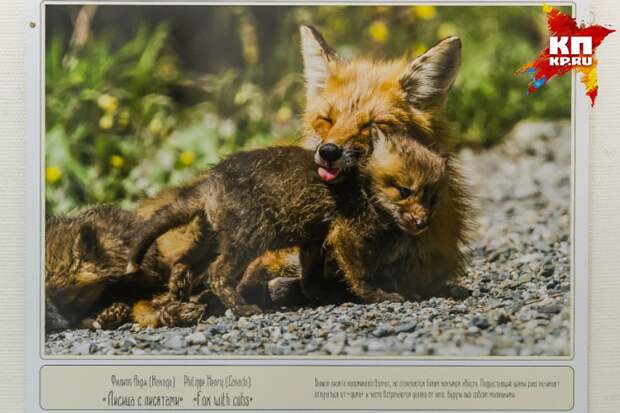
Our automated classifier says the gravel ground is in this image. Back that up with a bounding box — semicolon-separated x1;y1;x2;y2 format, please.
46;120;572;357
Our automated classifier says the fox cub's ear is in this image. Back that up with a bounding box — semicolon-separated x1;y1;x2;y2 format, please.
72;223;101;260
399;36;461;111
299;25;341;99
370;126;390;163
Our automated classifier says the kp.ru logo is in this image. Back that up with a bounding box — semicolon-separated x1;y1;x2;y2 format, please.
548;36;592;66
517;5;614;106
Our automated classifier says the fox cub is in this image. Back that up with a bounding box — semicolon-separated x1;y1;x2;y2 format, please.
127;128;449;315
244;129;468;307
45;205;207;332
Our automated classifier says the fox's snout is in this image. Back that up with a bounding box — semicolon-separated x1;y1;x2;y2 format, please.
314;141;368;168
317;143;343;163
413;216;428;230
401;210;430;235
314;142;356;182
314;143;345;182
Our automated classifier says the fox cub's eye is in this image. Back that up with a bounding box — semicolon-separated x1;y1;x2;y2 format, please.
398;187;412;199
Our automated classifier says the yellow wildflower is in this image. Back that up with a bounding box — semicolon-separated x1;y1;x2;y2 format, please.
368;21;389;43
99;114;114;130
109;155;124;169
275;106;293;124
97;94;119;114
179;150;195;166
118;109;130;128
45;166;62;184
148;117;163;136
414;6;437;20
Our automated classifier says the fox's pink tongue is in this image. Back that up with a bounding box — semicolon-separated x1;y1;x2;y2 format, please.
318;166;340;182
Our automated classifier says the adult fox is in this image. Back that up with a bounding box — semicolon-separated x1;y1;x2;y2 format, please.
247;26;472;306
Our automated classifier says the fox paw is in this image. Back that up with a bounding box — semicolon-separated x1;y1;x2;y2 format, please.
94;302;132;330
159;302;206;327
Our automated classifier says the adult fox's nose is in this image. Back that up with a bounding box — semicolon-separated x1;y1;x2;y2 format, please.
318;143;343;163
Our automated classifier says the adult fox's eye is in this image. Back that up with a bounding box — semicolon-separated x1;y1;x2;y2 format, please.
398;187;412;199
318;115;332;125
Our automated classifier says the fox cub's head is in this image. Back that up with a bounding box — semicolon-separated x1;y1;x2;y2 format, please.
299;25;460;183
45;219;106;292
365;129;447;236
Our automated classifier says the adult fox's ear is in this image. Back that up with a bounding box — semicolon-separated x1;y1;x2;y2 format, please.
299;25;341;99
399;36;461;111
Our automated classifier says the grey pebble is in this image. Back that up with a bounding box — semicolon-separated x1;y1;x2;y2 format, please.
164;335;185;350
372;324;395;338
394;322;417;334
237;317;251;329
185;332;207;345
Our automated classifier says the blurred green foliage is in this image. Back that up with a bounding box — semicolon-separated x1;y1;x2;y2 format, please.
46;5;571;215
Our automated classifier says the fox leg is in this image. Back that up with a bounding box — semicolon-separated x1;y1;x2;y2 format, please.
298;244;328;302
267;277;308;307
237;248;305;308
326;221;403;304
297;244;353;305
208;254;261;316
166;216;215;302
236;256;274;307
167;262;193;302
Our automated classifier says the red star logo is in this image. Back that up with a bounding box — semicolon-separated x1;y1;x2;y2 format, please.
518;6;614;106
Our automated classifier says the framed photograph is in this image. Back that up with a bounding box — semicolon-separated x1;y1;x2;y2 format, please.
25;1;589;411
